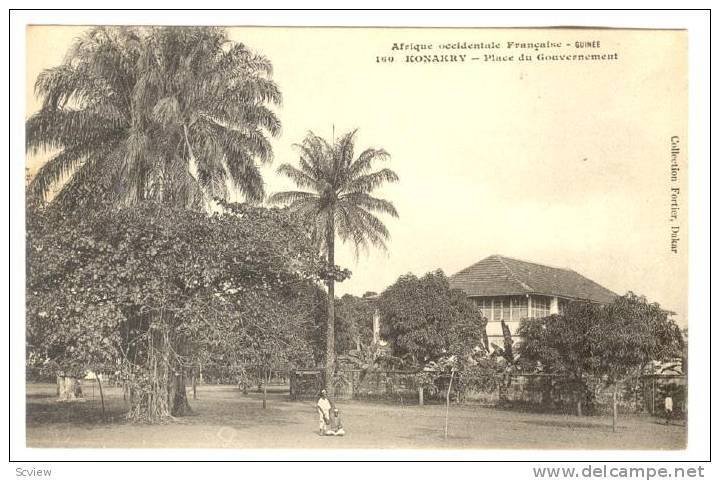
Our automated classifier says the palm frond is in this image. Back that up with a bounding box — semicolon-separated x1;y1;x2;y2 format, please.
336;129;358;168
205;99;281;137
335;202;368;256
224;154;265;203
345;168;399;194
27;145;89;205
293;141;327;184
152;96;181;126
267;191;318;206
276;163;322;190
302;132;333;179
217;42;275;77
26;108;126;155
336;203;390;252
340;192;398;218
50;141;126;212
348;148;390;179
34;65;114;111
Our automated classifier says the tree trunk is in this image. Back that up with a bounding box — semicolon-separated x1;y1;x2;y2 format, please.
96;374;106;422
262;369;269;409
192;372;197;400
169;371;191;417
576;377;583;416
126;326;190;422
56;375;83;402
418;386;424;406
612;386;618;432
325;215;336;395
444;370;455;439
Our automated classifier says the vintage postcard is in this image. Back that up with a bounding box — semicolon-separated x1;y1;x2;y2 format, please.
18;20;698;464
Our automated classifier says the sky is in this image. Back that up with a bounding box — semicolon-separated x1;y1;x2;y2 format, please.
25;26;688;324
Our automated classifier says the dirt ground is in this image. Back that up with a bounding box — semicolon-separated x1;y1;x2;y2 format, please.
25;382;686;450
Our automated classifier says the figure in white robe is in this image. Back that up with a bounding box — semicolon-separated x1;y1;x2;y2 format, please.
316;389;332;435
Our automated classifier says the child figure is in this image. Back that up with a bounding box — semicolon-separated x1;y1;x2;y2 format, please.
329;407;345;436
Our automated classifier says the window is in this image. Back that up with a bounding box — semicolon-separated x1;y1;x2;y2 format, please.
475;297;542;321
510;296;528;320
531;296;551;318
475;298;492;320
493;299;503;321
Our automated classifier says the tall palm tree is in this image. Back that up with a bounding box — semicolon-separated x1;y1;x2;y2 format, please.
26;26;281;212
269;130;399;392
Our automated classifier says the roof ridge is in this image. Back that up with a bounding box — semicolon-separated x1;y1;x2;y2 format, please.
496;254;575;272
449;256;493;278
495;255;534;292
500;255;618;298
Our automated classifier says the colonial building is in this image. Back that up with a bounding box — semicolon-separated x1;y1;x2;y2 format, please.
449;255;617;344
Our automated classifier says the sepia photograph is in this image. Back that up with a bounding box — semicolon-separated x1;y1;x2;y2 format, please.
9;9;710;473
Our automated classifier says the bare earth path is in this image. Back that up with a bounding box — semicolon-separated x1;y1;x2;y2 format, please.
26;383;686;450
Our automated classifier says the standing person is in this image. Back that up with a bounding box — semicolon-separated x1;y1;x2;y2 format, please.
316;389;332;435
664;395;673;425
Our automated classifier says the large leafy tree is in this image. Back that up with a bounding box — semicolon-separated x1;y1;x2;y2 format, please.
594;293;684;429
378;270;484;365
26;26;280;211
377;269;489;438
517;293;684;418
269;129;399;392
517;301;603;415
26;25;282;419
26;202;322;421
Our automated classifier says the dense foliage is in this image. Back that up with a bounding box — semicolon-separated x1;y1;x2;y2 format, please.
517;293;684;414
335;294;375;353
378;270;484;365
26;202;323;421
518;293;683;379
305;293;376;366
